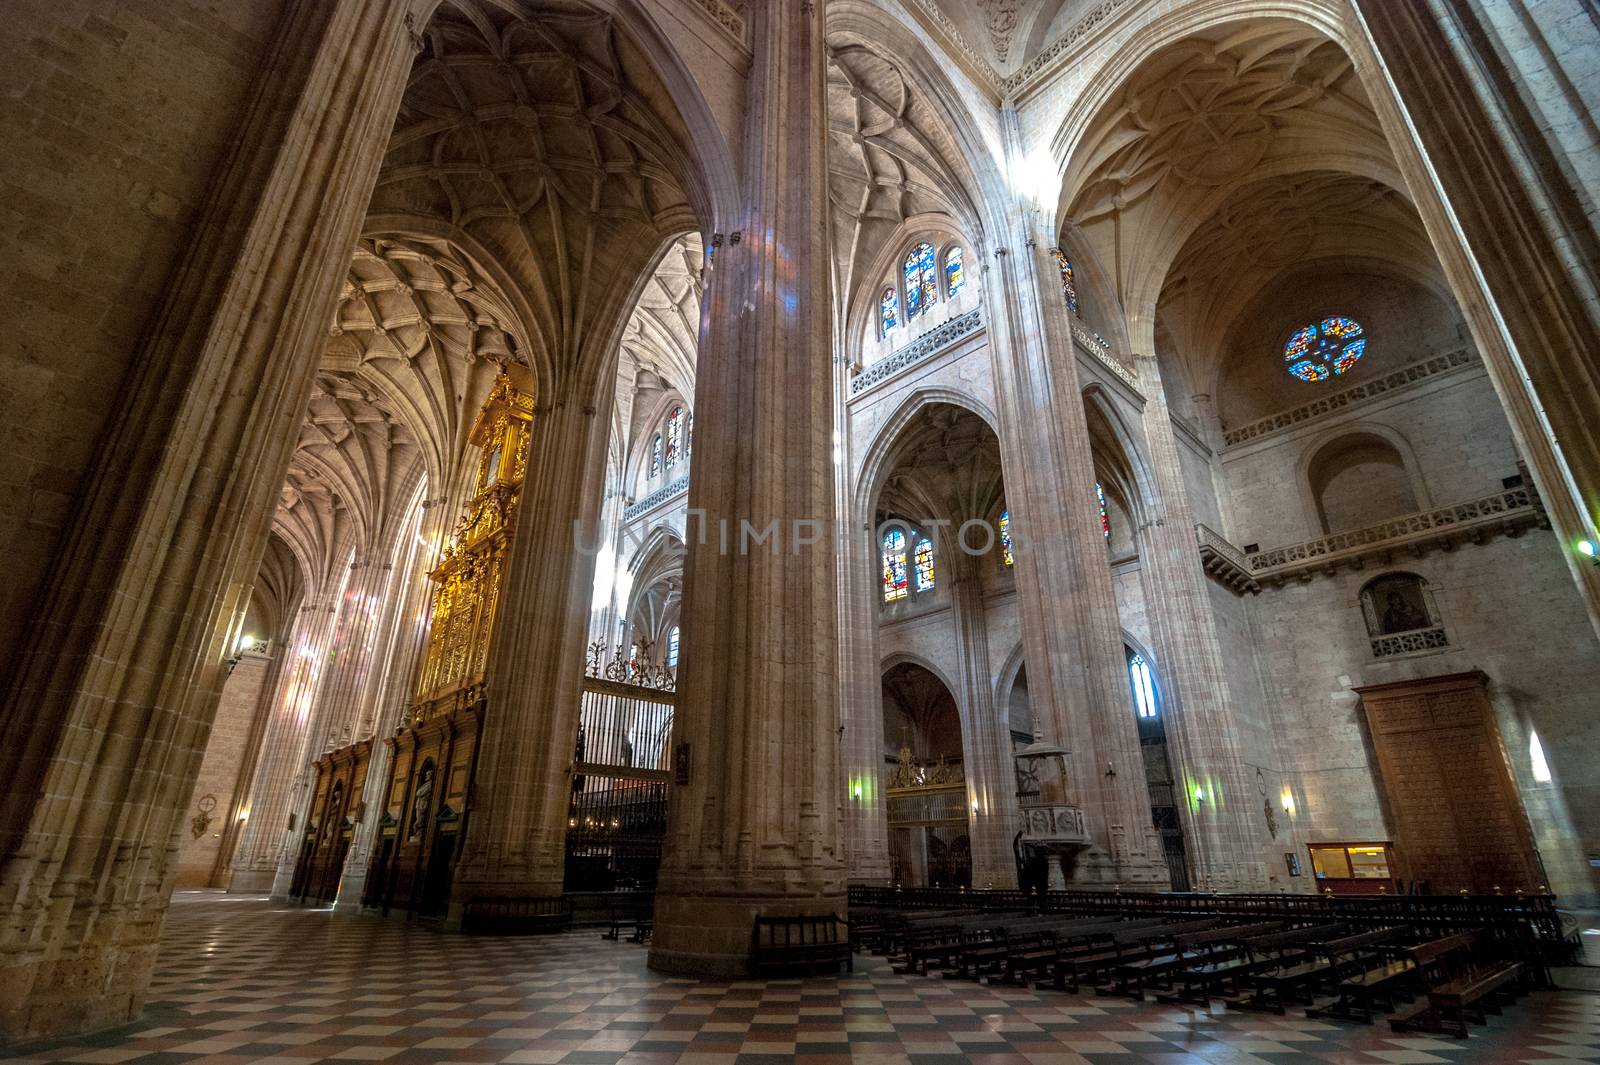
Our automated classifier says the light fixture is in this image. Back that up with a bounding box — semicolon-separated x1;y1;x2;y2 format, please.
1578;539;1599;565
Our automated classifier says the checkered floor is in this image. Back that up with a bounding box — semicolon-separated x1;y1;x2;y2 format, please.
10;892;1598;1064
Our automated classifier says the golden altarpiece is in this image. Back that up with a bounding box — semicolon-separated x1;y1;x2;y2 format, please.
289;368;534;914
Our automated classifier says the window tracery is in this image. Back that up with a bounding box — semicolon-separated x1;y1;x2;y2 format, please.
1284;315;1367;382
664;405;684;467
904;242;937;319
881;285;898;334
1128;653;1158;718
999;510;1013;567
913;537;935;592
1096;481;1110;540
882;529;908;602
1055;250;1079;316
944;246;965;298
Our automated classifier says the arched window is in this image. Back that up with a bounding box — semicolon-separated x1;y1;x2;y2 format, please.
1284;315;1367;382
913;537;935;592
686;412;693;460
944;246;965;298
1095;481;1110;540
903;242;937;319
880;285;899;334
1128;653;1158;718
650;434;662;478
882;529;908;602
664;405;684;467
666;626;680;669
999;510;1013;567
1055;250;1079;317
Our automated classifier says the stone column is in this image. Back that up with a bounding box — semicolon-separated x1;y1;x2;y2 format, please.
0;0;420;1037
446;396;614;905
336;502;439;909
1353;0;1600;637
981;213;1165;887
649;0;844;976
838;526;891;885
229;590;347;893
1132;355;1270;890
949;553;1018;888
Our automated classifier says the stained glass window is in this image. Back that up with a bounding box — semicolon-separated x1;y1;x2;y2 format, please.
1055;250;1079;316
904;242;938;319
664;405;683;466
880;285;898;334
882;529;908;602
686;412;693;459
999;510;1014;567
1284;315;1367;382
1096;481;1110;540
944;246;965;298
1128;653;1158;718
650;435;662;478
913;537;935;592
667;626;680;669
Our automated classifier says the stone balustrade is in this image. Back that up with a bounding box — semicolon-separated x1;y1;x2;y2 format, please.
1247;486;1545;585
622;475;689;523
849;308;983;396
1196;523;1260;594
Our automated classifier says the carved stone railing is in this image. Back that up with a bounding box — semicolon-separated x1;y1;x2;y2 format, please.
1196;523;1260;594
1223;348;1476;447
1072;322;1139;390
622;475;688;523
850;308;983;396
1019;802;1091;847
1248;486;1545;585
1371;626;1450;659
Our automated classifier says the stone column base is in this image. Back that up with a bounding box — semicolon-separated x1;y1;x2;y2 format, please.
0;944;156;1043
649;891;847;978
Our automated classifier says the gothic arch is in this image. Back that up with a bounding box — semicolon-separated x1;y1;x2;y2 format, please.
854;388;1001;518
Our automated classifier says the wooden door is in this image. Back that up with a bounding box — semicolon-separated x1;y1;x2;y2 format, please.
1355;671;1544;894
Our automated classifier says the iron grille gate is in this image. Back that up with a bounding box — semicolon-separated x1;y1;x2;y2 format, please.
565;676;675;892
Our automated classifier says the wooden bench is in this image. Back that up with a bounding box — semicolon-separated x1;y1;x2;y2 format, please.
752;914;852;976
1310;928;1467;1024
1047;919;1221;993
1227;924;1364;1014
1102;921;1281;1001
1156;923;1316;1007
460;895;574;935
1386;931;1524;1037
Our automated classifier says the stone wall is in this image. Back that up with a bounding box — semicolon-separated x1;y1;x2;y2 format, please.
0;0;285;675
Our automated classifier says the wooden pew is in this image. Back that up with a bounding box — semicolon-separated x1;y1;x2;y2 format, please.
751;914;852;976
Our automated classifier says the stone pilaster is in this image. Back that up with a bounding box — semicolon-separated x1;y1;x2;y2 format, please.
981;214;1165;887
0;0;420;1038
839;522;892;885
649;0;845;976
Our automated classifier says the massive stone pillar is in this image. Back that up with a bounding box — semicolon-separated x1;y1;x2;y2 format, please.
649;0;844;975
1353;0;1600;637
445;396;614;905
0;0;419;1039
949;555;1018;888
981;212;1166;887
1129;357;1271;890
838;520;892;885
336;502;441;909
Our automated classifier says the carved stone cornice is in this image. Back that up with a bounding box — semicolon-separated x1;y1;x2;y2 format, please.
1196;524;1259;595
1223;348;1477;448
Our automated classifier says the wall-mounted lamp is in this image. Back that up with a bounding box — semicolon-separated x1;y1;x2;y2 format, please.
1193;786;1206;805
1578;539;1599;566
1105;761;1116;778
1281;789;1296;817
